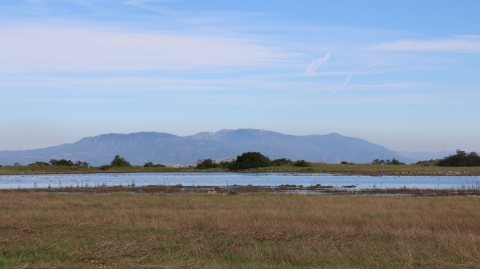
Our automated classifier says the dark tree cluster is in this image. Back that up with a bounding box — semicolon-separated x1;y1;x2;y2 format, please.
110;155;131;167
28;161;50;166
437;150;480;167
144;162;166;168
50;159;74;166
271;158;292;166
48;159;89;167
196;159;221;169
99;155;132;170
415;159;439;166
196;158;236;170
195;153;310;170
371;158;404;165
231;152;271;170
293;160;309;167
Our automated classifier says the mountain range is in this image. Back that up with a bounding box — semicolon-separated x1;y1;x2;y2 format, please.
0;129;418;166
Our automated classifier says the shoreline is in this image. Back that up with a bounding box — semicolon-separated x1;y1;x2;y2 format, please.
3;184;480;197
1;167;480;176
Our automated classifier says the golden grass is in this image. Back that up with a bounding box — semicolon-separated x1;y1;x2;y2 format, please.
1;193;480;268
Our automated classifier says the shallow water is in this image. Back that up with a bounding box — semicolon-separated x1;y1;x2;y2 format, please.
1;172;479;189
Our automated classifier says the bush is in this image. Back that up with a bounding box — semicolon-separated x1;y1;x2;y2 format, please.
110;155;131;167
75;160;89;167
271;158;292;166
50;159;74;166
100;165;111;171
389;158;404;165
371;158;404;165
219;160;235;169
28;162;50;166
196;159;220;169
438;150;480;167
294;160;309;167
144;162;166;168
231;152;270;170
415;159;439;166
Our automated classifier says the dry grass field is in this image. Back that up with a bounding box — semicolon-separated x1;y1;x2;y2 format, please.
1;193;480;268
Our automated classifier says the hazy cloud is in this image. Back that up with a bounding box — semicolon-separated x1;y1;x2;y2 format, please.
373;37;480;52
0;25;292;72
306;54;330;76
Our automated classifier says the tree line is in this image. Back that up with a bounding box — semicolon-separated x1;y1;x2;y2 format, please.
437;150;480;167
196;152;309;170
2;149;479;169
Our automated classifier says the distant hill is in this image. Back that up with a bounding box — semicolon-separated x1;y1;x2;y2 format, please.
0;129;415;166
396;151;454;161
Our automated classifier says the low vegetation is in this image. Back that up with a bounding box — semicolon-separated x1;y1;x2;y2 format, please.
371;158;405;165
1;193;480;268
143;162;165;168
110;155;131;167
196;153;310;171
2;150;480;175
196;158;222;169
438;150;480;167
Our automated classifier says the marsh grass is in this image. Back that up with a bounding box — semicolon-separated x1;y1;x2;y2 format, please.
1;193;480;268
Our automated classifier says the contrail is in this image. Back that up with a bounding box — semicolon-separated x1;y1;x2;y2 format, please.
330;67;361;96
330;61;384;95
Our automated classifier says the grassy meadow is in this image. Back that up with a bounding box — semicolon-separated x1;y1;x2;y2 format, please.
1;193;480;268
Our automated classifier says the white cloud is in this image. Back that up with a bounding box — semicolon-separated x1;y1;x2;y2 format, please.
373;37;480;52
0;25;292;72
305;54;330;76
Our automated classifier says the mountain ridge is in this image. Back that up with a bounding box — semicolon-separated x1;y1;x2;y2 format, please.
0;129;415;166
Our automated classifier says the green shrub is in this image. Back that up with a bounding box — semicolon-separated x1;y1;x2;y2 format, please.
196;159;220;169
144;162;166;168
438;150;480;167
293;160;309;167
232;152;270;170
110;155;131;167
271;158;292;166
100;165;111;171
371;158;404;165
50;159;74;166
28;162;50;166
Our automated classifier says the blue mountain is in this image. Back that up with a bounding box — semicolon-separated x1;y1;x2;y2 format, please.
0;129;414;166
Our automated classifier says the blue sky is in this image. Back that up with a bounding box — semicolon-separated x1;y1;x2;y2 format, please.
1;0;479;152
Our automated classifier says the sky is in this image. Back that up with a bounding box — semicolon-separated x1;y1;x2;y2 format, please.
1;0;479;152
